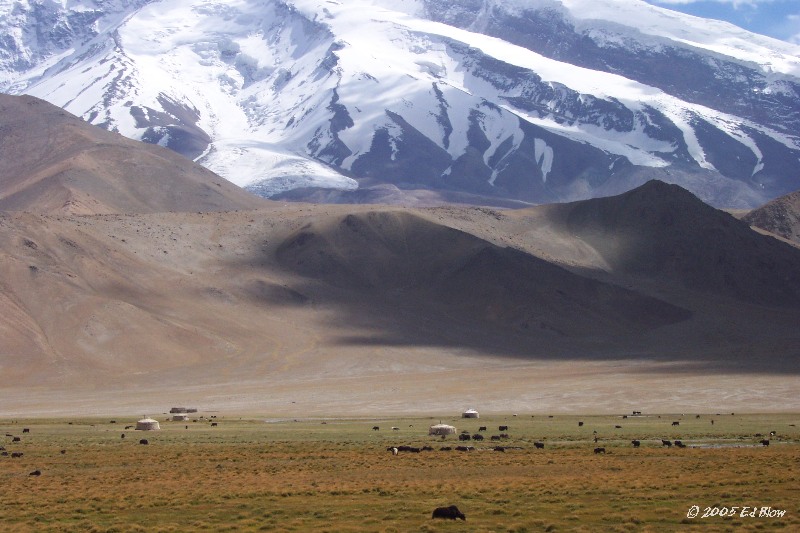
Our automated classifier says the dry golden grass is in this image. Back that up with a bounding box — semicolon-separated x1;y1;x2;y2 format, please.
1;413;798;531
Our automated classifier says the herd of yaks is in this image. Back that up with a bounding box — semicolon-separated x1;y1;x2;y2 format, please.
0;420;782;476
382;424;778;455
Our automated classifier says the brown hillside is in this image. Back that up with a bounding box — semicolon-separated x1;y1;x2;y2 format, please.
536;181;800;307
1;99;799;417
276;210;690;336
2;200;799;415
0;94;266;214
742;189;800;245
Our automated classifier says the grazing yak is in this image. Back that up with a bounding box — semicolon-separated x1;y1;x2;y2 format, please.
432;505;466;520
631;440;641;447
478;426;487;432
139;439;149;445
675;440;686;448
594;447;606;454
760;439;770;446
499;425;509;431
672;421;680;426
661;439;672;447
534;442;545;449
29;470;41;476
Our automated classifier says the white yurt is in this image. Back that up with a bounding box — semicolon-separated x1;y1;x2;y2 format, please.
429;424;457;436
135;417;161;431
462;409;480;419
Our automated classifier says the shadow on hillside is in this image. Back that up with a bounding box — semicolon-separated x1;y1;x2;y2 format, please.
242;270;800;375
233;205;800;375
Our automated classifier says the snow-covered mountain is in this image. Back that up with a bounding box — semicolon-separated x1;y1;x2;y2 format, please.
2;0;799;207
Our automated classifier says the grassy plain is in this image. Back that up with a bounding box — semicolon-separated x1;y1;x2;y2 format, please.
1;413;798;532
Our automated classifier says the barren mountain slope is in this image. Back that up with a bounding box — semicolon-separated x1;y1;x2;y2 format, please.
0;203;687;386
743;189;800;246
2;186;800;415
275;210;690;336
417;183;800;305
0;95;266;214
543;181;800;307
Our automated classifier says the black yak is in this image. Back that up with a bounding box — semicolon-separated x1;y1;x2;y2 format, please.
432;505;465;520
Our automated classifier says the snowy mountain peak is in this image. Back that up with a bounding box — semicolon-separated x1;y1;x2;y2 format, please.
2;0;799;207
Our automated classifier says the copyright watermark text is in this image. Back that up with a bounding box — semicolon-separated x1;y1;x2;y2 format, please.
686;505;787;519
